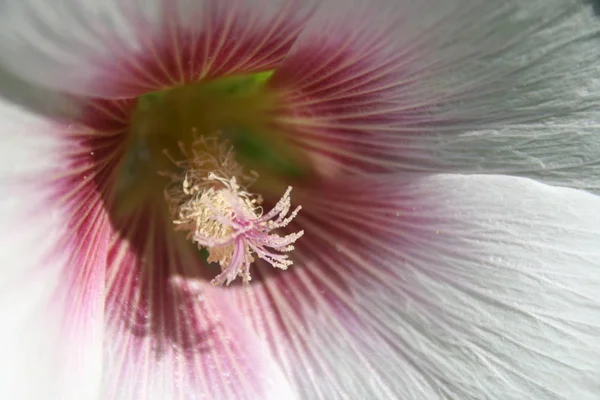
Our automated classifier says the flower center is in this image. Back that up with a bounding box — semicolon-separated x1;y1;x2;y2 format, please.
119;72;306;285
131;71;307;181
161;135;303;286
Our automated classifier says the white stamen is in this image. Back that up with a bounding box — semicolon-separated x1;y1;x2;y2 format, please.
162;134;303;286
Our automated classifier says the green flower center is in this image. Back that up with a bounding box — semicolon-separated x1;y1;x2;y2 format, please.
130;71;304;180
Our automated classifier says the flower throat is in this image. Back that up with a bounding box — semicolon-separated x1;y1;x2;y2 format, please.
125;71;305;286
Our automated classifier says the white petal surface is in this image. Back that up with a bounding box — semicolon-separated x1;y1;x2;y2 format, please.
0;65;77;118
0;97;110;399
234;174;600;400
269;0;600;184
0;0;315;97
413;113;600;194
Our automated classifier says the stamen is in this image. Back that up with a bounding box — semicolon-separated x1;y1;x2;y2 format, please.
162;133;303;286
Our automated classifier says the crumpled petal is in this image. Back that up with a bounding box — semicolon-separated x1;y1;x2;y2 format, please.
0;0;315;97
233;174;600;400
0;97;112;399
103;199;296;400
269;0;600;182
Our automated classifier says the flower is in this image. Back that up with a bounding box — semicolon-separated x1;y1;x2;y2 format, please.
1;1;600;400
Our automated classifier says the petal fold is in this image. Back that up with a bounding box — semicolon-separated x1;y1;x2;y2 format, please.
415;112;600;194
234;173;600;400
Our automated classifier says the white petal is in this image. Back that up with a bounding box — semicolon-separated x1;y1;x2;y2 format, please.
234;174;600;399
0;0;315;97
0;98;108;399
268;0;600;184
414;113;600;194
0;65;76;117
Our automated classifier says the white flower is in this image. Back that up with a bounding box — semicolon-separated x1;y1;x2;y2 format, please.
0;1;599;399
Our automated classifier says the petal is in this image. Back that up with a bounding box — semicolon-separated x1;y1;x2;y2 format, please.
0;98;113;398
103;201;295;400
413;112;600;195
234;174;600;399
269;0;600;177
0;0;315;97
0;65;77;118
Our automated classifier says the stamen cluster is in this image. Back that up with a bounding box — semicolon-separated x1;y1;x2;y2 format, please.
163;135;303;286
